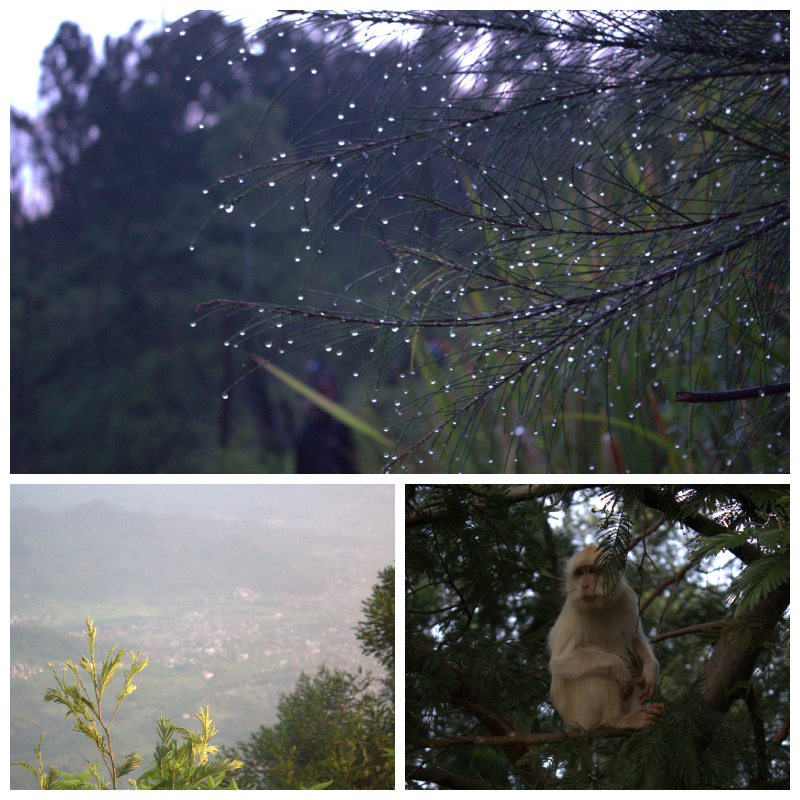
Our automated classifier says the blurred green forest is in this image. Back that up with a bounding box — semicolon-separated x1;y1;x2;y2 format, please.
10;12;415;473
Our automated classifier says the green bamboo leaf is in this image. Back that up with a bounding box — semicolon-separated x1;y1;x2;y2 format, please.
561;412;676;452
248;353;393;448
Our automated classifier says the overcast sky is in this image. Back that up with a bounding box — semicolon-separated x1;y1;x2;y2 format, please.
9;7;288;116
10;7;184;114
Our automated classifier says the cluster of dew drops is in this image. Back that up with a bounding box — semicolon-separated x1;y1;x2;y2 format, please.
178;13;782;470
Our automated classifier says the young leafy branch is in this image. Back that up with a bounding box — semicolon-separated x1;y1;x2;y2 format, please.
40;617;146;788
12;618;244;790
130;707;244;790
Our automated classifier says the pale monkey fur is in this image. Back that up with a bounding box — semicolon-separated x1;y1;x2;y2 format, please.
548;544;663;730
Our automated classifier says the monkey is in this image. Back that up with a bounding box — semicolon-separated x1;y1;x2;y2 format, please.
547;543;664;731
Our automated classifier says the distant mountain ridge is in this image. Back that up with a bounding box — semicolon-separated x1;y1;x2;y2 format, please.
9;485;394;528
11;499;333;608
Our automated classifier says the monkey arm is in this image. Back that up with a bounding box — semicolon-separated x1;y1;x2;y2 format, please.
633;634;659;700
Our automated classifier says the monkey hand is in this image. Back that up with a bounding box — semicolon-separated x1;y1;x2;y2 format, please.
637;663;658;700
612;660;634;700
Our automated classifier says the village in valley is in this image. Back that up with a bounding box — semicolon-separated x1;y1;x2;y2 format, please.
11;567;381;694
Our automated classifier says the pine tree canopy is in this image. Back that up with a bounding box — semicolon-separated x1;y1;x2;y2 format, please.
195;11;789;473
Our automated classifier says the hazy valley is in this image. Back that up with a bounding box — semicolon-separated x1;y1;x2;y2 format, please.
10;486;394;789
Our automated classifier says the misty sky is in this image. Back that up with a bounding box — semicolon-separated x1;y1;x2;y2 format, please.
10;7;285;115
10;6;190;115
10;483;395;537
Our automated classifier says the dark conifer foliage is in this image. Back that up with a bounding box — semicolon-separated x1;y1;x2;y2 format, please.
198;11;789;473
405;484;789;789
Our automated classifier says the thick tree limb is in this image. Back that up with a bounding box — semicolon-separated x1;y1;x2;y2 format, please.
701;583;789;714
413;728;638;748
639;485;763;564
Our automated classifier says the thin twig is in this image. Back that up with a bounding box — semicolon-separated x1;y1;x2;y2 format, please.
675;382;789;403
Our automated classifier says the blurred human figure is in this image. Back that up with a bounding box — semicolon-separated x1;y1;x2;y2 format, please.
295;360;358;473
